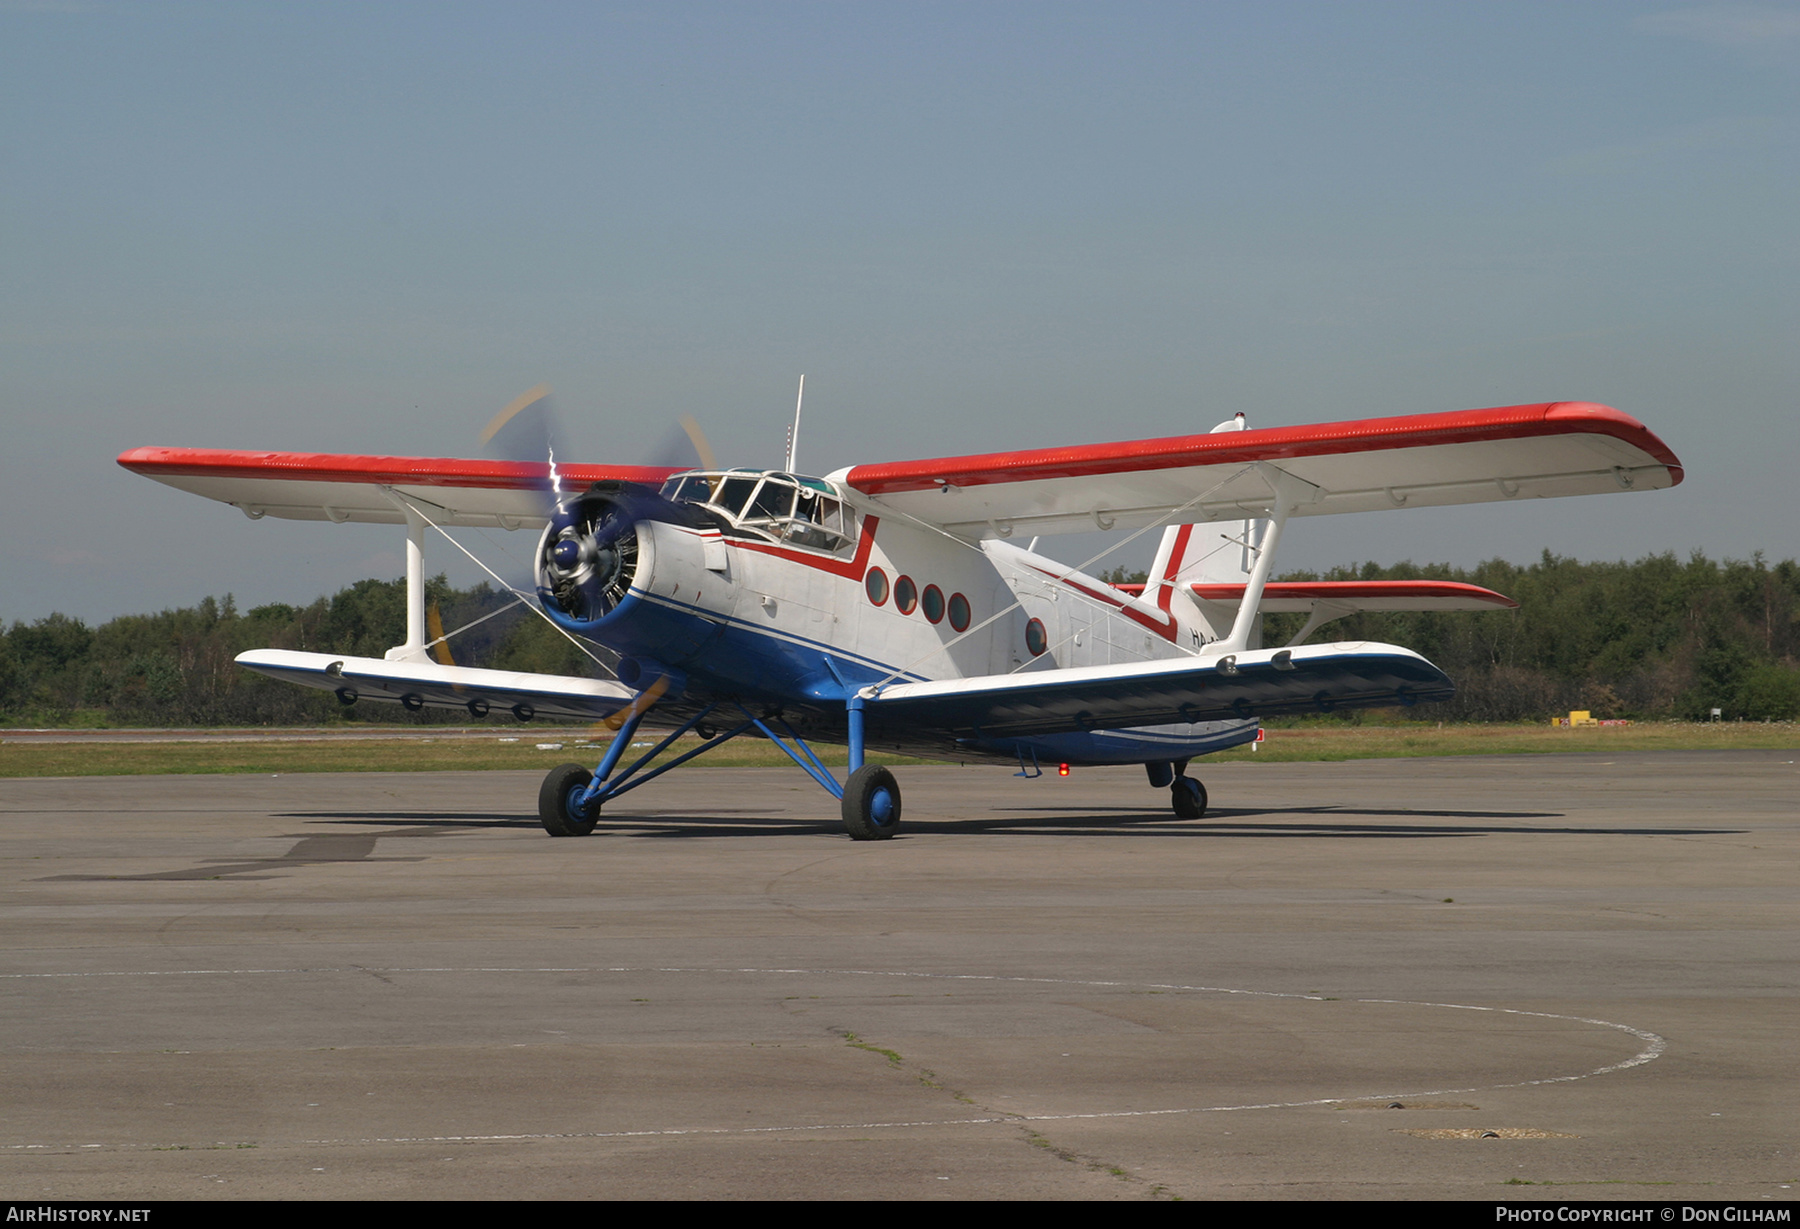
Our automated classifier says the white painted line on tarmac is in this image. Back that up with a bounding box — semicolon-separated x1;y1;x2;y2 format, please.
1;963;1665;1154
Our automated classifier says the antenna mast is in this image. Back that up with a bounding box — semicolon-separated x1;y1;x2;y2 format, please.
783;374;805;473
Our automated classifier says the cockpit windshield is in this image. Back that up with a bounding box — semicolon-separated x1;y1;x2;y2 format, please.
660;469;858;554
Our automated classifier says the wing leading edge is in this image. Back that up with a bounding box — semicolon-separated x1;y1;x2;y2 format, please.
117;448;681;528
833;401;1682;539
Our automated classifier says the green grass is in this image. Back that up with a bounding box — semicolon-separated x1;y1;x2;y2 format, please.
0;720;1790;778
0;730;931;778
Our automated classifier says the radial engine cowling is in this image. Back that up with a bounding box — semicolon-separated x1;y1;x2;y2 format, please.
535;481;716;634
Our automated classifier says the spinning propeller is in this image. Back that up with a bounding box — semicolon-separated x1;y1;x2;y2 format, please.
477;385;715;632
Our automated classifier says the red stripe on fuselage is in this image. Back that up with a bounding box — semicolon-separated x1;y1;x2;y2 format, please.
1028;540;1185;644
715;516;882;580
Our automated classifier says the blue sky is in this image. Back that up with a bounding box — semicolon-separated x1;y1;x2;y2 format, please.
3;1;1795;623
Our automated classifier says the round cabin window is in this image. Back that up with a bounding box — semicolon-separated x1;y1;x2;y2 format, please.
948;592;971;632
1025;617;1048;656
921;585;945;624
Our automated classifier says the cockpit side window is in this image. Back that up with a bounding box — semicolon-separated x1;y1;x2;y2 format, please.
745;478;797;523
667;475;713;505
713;476;759;518
661;469;859;556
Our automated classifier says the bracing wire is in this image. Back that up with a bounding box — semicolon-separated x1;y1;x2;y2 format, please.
383;490;619;678
859;463;1261;692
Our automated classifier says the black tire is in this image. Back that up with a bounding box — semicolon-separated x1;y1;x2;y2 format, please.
842;765;901;841
1170;775;1207;820
539;763;600;837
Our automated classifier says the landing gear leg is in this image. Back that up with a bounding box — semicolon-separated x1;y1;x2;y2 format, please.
840;694;900;840
1170;775;1207;820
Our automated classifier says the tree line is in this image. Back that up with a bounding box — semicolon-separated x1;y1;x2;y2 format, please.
0;578;589;727
3;551;1797;726
1257;552;1800;722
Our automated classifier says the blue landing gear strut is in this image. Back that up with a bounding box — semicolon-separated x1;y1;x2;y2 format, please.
839;693;900;840
535;692;900;841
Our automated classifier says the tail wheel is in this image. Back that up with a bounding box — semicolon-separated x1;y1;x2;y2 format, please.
842;765;902;841
1170;775;1207;820
539;763;601;837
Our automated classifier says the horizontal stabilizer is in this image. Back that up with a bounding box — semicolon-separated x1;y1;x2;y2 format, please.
1114;579;1518;613
236;650;636;722
865;641;1452;739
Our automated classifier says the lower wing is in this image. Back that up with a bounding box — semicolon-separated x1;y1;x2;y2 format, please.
236;650;636;722
863;641;1452;739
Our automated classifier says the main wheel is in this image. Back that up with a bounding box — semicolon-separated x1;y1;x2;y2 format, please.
539;763;601;837
1170;775;1207;820
842;765;901;841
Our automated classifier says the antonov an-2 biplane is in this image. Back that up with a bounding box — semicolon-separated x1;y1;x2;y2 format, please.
119;400;1682;840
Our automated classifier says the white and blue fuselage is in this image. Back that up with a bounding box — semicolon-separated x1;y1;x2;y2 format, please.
538;470;1256;767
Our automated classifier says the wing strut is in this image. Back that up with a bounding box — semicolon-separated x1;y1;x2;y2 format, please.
1215;463;1319;655
376;489;434;662
394;502;428;661
1285;600;1360;648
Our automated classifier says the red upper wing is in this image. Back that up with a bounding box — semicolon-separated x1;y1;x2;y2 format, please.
118;446;681;527
832;402;1681;538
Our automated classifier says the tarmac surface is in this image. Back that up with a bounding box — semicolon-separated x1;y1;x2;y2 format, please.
1;750;1794;1201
